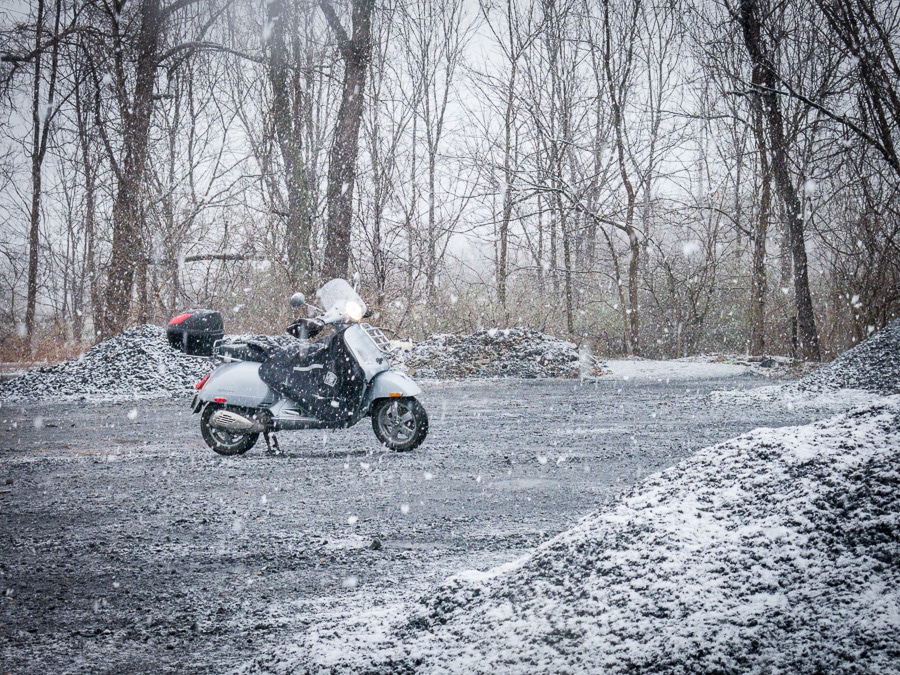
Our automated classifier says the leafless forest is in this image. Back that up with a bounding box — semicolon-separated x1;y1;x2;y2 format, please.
1;0;898;360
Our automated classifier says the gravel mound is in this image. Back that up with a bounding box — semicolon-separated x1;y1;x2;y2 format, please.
0;326;605;402
712;320;900;409
400;328;604;379
0;325;210;402
799;319;900;394
253;398;900;674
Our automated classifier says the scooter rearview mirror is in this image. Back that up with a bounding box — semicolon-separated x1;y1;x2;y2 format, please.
289;292;306;309
351;271;360;289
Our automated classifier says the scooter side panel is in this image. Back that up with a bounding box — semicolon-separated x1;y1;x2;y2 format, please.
197;361;276;408
364;370;422;409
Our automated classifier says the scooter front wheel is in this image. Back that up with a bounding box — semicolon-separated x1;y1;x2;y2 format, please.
371;397;429;452
200;404;259;456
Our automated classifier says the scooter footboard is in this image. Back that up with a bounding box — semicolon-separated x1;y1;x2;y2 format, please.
364;371;422;411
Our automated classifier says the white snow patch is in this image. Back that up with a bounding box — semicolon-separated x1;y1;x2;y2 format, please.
606;357;749;380
241;398;900;673
712;384;888;412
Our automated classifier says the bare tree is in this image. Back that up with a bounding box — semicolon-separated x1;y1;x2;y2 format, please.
807;0;900;181
477;0;539;312
267;0;314;288
0;0;69;348
320;0;375;281
25;0;65;347
736;0;820;361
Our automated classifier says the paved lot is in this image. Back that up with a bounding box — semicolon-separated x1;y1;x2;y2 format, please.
0;375;815;673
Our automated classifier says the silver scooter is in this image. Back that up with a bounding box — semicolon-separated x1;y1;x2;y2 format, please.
191;279;428;455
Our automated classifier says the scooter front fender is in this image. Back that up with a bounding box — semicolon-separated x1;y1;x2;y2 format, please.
364;370;422;411
197;361;276;409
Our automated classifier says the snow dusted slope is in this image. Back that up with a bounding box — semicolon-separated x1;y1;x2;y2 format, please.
799;319;900;394
245;399;900;674
0;325;210;402
400;328;604;379
713;319;900;409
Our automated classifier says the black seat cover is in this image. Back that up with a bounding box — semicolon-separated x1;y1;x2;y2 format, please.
216;339;277;363
258;333;365;423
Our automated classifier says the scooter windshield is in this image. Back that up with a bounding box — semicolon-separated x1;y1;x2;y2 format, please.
316;279;368;322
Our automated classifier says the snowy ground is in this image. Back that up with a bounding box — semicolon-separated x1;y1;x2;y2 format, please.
605;357;751;381
261;397;900;674
0;372;846;674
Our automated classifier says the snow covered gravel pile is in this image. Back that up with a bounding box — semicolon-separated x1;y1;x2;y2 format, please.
400;328;604;379
246;398;900;674
0;325;210;402
798;319;900;394
712;319;900;409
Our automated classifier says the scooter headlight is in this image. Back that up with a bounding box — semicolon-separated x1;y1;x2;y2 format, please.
345;300;363;322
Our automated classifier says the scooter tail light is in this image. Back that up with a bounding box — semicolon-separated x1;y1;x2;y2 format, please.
195;374;211;390
214;397;227;403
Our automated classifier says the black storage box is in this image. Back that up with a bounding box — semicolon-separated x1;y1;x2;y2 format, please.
166;309;224;356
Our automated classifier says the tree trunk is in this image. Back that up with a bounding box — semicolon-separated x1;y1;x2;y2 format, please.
100;0;164;338
320;0;375;281
269;0;313;288
748;64;770;356
426;132;437;301
25;0;61;349
74;59;101;329
738;0;820;361
26;4;43;344
603;0;640;355
497;43;518;311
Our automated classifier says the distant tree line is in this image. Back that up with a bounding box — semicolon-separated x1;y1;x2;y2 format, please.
1;0;898;360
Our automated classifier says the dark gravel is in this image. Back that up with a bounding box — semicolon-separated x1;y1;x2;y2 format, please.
1;375;821;674
400;329;603;379
0;326;210;402
799;319;900;394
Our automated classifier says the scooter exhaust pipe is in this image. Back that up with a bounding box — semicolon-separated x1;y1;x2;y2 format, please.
208;409;266;434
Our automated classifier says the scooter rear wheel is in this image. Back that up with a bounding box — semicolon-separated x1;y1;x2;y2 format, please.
371;397;428;452
200;404;259;456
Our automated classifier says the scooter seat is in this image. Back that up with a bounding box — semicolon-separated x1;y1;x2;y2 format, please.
216;340;278;364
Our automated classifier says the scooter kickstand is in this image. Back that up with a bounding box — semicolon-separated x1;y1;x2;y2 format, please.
271;434;281;454
263;431;276;455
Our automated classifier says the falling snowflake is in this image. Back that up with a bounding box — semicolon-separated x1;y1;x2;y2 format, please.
681;241;701;257
262;19;275;42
